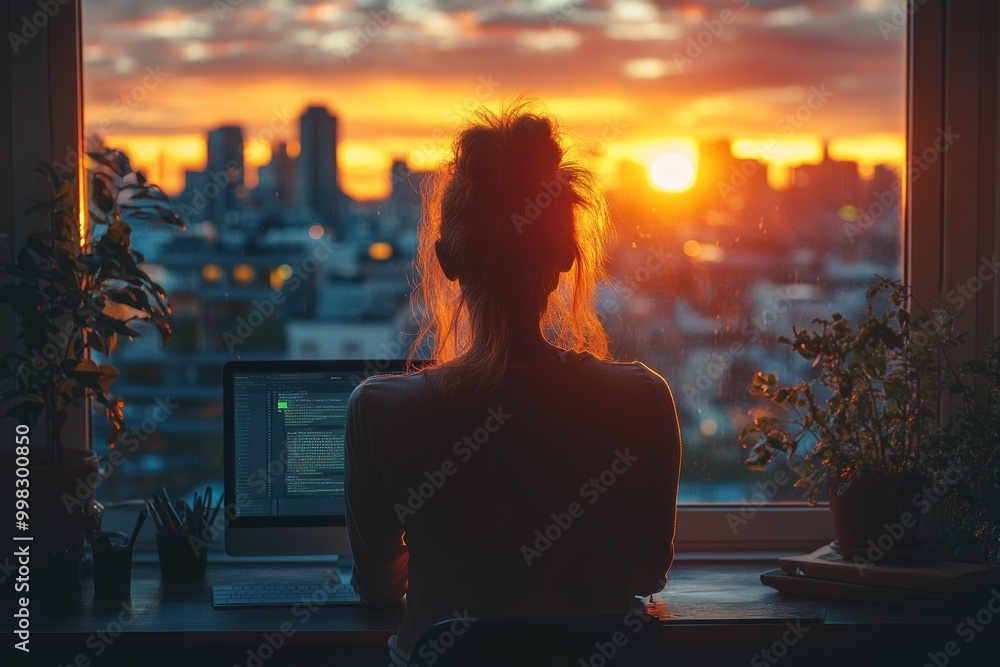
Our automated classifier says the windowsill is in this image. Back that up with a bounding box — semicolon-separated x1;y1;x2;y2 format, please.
125;549;807;567
33;558;1000;667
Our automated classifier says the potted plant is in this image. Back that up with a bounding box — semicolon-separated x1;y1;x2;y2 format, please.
0;142;184;595
739;277;961;555
936;337;1000;566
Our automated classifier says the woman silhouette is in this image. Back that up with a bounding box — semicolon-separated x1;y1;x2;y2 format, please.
345;102;682;665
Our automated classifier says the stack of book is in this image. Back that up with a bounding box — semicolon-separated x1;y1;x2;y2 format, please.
761;544;1000;608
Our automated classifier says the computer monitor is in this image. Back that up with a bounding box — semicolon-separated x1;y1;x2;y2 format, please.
223;359;414;557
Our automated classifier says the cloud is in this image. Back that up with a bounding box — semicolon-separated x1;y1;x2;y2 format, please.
82;0;906;196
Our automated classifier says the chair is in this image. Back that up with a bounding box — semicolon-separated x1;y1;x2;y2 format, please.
406;611;664;667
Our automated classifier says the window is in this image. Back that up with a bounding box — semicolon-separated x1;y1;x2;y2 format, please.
79;1;907;543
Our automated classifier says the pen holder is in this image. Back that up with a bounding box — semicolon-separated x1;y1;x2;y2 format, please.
92;538;133;601
156;532;207;583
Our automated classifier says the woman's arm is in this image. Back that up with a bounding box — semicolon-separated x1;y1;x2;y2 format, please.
345;384;409;606
628;375;683;596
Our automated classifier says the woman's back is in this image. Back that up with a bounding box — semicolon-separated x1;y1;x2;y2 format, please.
345;101;682;662
346;350;681;654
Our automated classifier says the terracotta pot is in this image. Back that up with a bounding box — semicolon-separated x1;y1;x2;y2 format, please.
828;472;925;551
1;448;101;555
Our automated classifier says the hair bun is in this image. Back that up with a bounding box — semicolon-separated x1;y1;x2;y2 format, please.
455;114;563;193
504;114;562;177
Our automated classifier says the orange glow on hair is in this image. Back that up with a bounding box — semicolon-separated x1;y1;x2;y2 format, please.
411;100;613;396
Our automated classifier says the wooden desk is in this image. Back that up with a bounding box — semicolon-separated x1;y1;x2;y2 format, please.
27;558;1000;667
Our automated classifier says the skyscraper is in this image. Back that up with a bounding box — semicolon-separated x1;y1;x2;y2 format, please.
206;125;244;225
256;141;297;215
298;105;340;235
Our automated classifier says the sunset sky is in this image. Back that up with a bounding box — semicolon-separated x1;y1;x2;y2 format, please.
82;0;906;200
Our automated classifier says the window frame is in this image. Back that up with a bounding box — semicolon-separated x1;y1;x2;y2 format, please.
6;0;996;553
677;0;998;551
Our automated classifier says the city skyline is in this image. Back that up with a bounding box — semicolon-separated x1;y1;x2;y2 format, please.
81;0;906;199
175;105;896;217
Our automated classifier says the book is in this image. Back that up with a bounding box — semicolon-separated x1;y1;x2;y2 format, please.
760;569;997;609
778;544;1000;594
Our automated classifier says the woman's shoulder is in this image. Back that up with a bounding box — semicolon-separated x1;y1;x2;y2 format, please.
579;354;670;389
348;370;430;413
576;355;677;412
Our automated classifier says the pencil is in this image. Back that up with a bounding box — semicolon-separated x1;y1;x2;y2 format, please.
161;489;185;534
127;506;147;548
208;493;224;526
147;500;165;533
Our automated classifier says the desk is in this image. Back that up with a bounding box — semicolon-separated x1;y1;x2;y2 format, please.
28;558;1000;667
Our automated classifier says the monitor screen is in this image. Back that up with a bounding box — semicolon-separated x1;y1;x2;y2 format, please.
223;360;413;556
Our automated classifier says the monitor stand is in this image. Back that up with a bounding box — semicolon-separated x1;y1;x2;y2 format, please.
336;554;354;586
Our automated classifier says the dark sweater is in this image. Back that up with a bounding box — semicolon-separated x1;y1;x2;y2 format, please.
345;350;682;654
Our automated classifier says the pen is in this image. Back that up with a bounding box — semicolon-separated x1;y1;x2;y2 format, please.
208;493;224;526
183;500;199;534
153;494;177;534
146;500;164;532
127;506;147;549
161;488;185;534
193;495;204;530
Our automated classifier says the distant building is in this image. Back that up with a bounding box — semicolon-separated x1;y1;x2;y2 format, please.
206;125;245;225
787;140;860;233
256;141;297;215
298;106;341;235
178;169;209;223
382;159;426;238
696;139;769;215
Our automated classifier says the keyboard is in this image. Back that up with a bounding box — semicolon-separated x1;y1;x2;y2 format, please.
212;582;361;608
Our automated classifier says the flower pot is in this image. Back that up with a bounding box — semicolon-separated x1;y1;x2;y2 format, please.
828;473;925;554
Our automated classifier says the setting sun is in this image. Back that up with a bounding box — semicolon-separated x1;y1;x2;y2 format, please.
650;152;696;193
